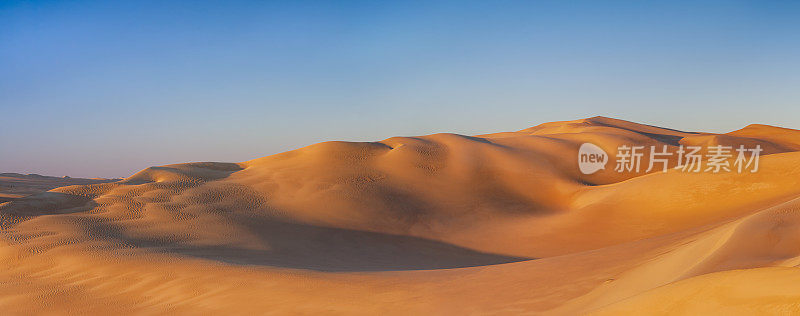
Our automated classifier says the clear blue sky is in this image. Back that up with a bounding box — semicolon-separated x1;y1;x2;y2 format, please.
2;1;799;178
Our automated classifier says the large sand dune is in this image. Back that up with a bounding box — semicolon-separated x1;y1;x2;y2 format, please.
2;116;800;314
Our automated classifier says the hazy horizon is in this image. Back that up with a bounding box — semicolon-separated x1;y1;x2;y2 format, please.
3;1;800;178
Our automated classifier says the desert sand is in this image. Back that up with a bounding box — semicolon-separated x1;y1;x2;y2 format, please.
2;116;800;314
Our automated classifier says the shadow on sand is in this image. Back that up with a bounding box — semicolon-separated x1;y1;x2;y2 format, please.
84;216;532;272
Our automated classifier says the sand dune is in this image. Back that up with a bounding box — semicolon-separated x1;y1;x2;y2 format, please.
1;116;800;314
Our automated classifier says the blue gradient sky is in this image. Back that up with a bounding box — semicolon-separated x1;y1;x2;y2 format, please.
2;1;799;178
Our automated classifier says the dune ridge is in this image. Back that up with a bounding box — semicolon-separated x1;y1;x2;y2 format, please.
1;116;800;314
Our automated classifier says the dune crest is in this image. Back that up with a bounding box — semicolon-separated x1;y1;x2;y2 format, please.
1;116;800;314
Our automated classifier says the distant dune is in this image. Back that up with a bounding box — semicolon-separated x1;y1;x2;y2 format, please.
2;116;800;314
0;173;118;203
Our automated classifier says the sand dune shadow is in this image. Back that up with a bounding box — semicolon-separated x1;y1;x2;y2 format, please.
84;217;532;272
